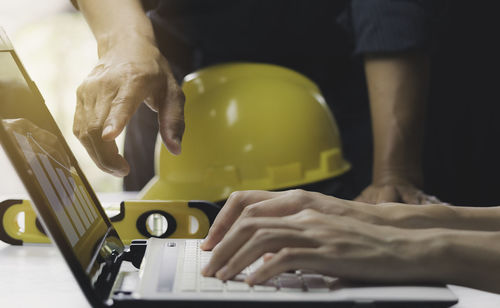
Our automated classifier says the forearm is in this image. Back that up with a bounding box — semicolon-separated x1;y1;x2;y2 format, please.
422;229;500;293
380;202;500;231
76;0;156;56
364;51;429;187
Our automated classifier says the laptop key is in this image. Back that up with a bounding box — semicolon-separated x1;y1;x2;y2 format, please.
182;264;197;273
253;279;278;292
200;251;211;267
199;277;224;292
226;280;250;292
253;285;277;292
246;258;264;274
180;282;197;292
302;274;330;292
231;273;248;282
277;273;304;292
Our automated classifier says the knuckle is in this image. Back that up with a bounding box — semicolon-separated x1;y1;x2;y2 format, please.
100;75;114;87
288;189;309;202
253;229;273;241
111;96;129;107
77;77;101;97
121;63;155;84
241;204;259;218
297;209;321;224
278;248;297;262
325;240;352;256
304;228;326;238
228;191;245;203
238;218;256;233
289;188;305;196
301;208;318;217
317;245;336;256
334;241;353;255
94;77;115;92
118;62;137;75
130;71;149;84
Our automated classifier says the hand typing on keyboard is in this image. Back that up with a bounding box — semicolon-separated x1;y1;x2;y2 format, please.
201;190;389;252
180;240;332;292
199;189;458;288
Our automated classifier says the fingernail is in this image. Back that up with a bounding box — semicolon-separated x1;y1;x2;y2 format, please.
216;266;229;280
201;235;212;247
201;265;210;276
174;138;182;153
245;274;256;285
102;125;113;137
115;169;129;177
262;253;274;262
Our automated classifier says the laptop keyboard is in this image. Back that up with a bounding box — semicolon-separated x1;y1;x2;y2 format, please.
176;240;332;293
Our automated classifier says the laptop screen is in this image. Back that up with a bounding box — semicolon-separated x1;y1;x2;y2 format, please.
0;30;124;305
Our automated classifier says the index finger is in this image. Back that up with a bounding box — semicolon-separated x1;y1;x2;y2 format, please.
102;81;148;141
75;88;131;176
88;130;129;177
202;217;302;277
201;190;282;250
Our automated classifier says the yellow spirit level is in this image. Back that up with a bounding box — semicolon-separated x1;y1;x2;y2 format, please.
0;199;220;245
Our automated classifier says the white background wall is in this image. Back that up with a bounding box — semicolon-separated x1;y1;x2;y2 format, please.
0;0;124;196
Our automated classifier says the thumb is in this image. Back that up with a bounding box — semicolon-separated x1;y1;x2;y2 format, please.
158;86;185;155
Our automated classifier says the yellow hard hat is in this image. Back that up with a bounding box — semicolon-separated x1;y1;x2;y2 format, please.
140;63;350;202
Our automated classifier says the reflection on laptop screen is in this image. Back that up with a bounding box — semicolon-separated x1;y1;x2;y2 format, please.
0;34;121;278
10;128;107;267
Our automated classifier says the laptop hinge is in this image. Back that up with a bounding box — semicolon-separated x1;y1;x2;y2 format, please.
122;239;147;269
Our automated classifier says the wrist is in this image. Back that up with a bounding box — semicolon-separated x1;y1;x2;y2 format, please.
77;0;156;57
372;165;423;187
425;230;500;291
411;229;459;283
96;30;157;58
378;227;453;283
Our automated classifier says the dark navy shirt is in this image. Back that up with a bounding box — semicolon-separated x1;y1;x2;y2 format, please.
147;0;445;76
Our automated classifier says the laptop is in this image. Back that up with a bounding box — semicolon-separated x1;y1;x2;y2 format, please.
0;29;458;307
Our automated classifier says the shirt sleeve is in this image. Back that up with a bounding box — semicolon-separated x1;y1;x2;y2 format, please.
338;0;448;55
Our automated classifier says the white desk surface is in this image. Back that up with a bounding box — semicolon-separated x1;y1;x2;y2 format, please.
1;194;500;307
3;242;500;308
